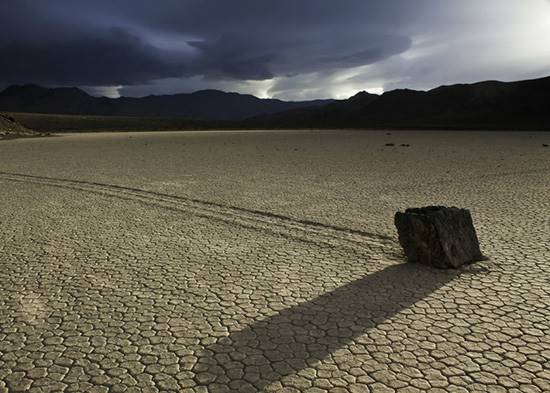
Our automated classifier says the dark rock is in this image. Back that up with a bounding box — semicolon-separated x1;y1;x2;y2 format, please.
394;206;483;269
400;143;410;147
385;143;395;146
543;144;548;147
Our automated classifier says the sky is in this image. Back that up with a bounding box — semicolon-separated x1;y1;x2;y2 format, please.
1;0;550;100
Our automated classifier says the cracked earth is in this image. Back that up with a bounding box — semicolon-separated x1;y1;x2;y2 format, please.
0;130;549;392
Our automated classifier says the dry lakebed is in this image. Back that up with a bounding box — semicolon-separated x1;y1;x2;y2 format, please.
0;130;548;392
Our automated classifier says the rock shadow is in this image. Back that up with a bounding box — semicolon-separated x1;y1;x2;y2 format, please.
196;263;458;392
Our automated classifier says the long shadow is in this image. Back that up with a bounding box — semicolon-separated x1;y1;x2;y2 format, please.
196;263;458;392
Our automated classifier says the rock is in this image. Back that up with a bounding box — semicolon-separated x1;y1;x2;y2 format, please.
394;206;483;269
543;144;548;147
385;143;395;146
0;113;39;140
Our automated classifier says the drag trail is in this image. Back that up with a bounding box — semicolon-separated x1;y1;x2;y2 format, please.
0;170;396;254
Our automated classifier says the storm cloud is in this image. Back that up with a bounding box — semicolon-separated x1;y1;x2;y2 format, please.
1;0;549;99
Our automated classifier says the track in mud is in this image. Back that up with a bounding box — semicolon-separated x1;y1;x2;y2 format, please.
0;171;399;256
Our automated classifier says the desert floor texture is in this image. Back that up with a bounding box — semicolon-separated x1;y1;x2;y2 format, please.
0;130;548;393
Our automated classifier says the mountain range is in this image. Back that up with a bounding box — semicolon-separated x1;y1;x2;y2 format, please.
245;76;550;130
0;85;332;121
1;75;550;130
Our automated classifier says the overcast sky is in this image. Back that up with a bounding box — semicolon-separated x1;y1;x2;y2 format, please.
1;0;550;100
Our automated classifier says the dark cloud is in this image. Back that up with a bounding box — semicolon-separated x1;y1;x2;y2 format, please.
0;0;415;87
1;27;189;86
187;33;411;81
187;37;277;80
1;0;549;98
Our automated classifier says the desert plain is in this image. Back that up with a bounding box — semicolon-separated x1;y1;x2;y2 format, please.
0;130;548;393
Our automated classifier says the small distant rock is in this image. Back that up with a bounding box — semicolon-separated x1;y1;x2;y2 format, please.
395;206;484;269
385;143;395;146
543;144;548;147
400;143;410;147
0;113;41;140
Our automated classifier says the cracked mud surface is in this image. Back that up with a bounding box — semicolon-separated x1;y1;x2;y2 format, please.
0;130;549;392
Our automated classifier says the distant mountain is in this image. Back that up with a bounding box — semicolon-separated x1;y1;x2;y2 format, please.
3;76;550;130
245;76;550;130
0;85;333;121
246;90;379;128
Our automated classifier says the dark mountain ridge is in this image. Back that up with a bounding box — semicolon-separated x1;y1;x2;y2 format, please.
2;75;550;129
245;76;550;130
0;84;333;121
